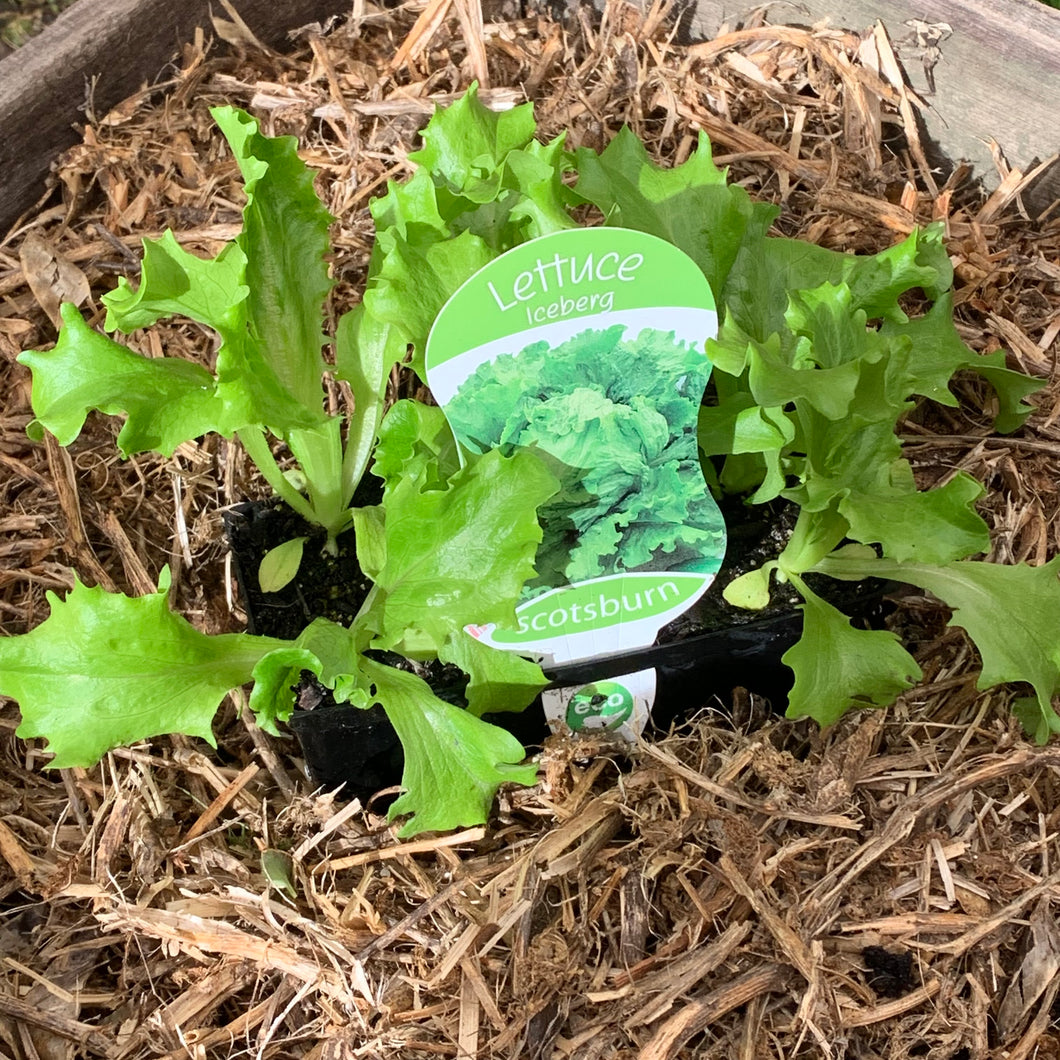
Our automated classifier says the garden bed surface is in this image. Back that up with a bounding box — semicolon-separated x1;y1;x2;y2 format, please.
1;2;1059;1058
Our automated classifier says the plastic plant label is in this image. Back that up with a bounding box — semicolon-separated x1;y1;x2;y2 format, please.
425;228;725;738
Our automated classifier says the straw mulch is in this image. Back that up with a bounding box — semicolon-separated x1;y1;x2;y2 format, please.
2;2;1060;1056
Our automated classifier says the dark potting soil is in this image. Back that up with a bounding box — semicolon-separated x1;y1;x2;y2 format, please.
661;493;887;638
225;481;476;802
223;498;369;641
223;485;470;701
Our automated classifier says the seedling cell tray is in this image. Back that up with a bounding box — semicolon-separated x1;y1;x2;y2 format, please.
226;495;893;798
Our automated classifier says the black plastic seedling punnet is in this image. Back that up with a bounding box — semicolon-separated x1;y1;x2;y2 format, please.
225;492;893;803
286;701;405;807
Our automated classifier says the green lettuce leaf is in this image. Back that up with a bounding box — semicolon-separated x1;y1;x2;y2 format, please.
3;570;286;767
102;230;249;333
703;273;1010;574
438;632;547;718
783;578;922;726
333;305;408;498
745;332;866;420
362;87;581;380
19;303;231;457
816;552;1060;742
351;504;387;583
21;105;336;462
371;400;461;499
504;136;577;237
364;433;558;653
211;105;334;418
839;472;990;565
250;618;371;733
698;378;794;503
365;228;494;377
574;127;777;296
398;84;573;244
407;82;538;197
697;392;795;457
361;658;537;836
882;292;1040;431
253;616;544;832
724;224;951;343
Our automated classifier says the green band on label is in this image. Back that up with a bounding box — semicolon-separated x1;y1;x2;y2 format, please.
488;573;708;646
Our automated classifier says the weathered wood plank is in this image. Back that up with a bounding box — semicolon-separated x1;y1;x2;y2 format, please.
0;0;350;233
688;0;1060;212
2;0;1057;230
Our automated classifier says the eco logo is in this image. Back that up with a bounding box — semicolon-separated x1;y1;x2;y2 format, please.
566;681;635;731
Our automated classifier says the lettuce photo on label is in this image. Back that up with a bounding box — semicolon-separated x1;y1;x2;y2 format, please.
446;324;726;591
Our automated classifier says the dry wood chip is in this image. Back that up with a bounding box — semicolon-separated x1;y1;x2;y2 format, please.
638;963;790;1060
314;826;486;872
840;978;942;1028
0;817;38;889
624;919;753;1027
179;762;260;846
17;232;90;329
97;901;374;1006
0;992;111;1057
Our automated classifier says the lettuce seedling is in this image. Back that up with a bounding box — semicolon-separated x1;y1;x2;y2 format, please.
570;126;1059;738
19;107;404;572
362;93;1060;741
3;400;556;834
4;101;562;835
